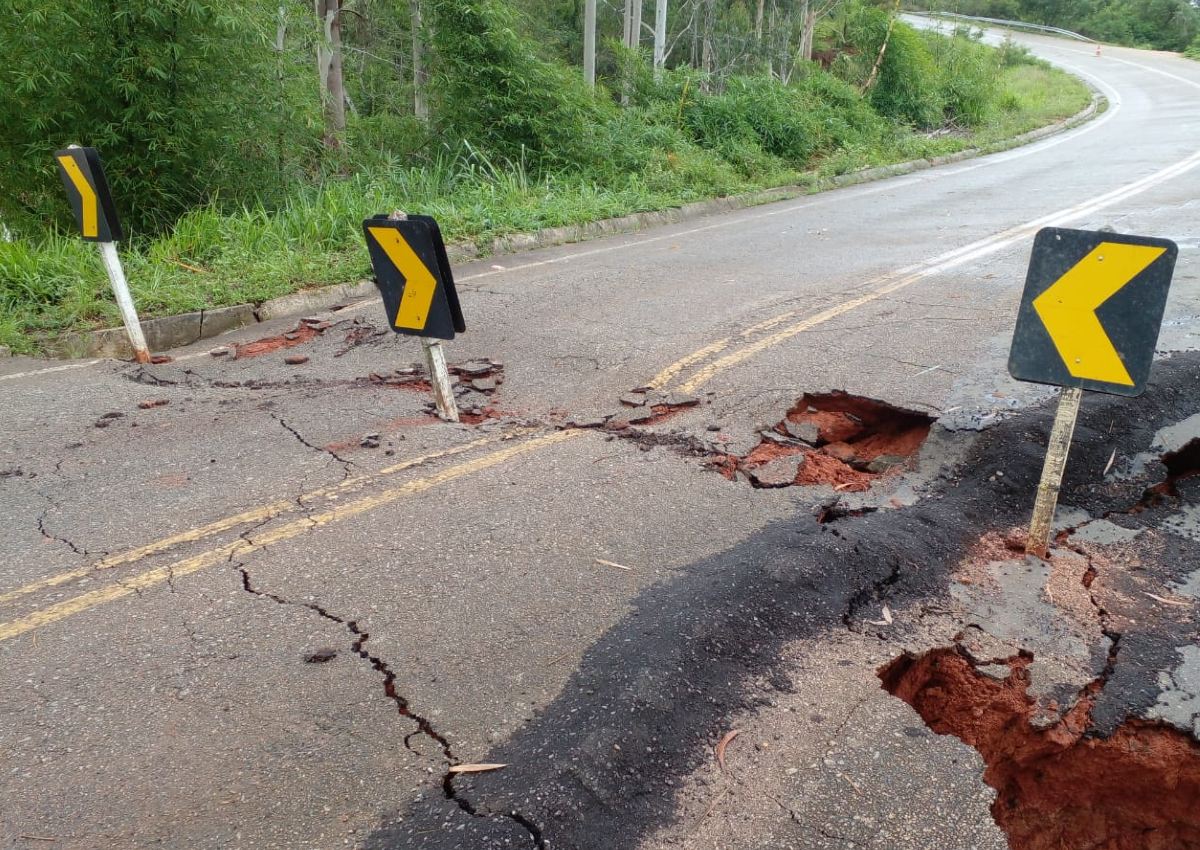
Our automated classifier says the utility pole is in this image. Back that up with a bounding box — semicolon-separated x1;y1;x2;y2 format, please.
584;0;597;86
653;0;668;76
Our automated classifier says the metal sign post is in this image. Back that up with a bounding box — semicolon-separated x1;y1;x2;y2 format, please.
55;146;151;364
1008;227;1178;557
363;211;467;422
97;241;151;364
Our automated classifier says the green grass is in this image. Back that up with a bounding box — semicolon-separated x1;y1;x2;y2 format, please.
0;63;1090;355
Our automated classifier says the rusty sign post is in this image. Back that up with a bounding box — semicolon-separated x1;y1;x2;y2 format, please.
362;211;466;422
54;146;151;364
1009;227;1178;557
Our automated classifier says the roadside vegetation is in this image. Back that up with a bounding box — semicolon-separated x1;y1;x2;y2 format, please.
919;0;1200;51
1;0;1090;353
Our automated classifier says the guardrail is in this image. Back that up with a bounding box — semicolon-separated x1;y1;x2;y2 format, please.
906;10;1096;43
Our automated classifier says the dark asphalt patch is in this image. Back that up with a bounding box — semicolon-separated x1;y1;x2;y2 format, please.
364;353;1200;850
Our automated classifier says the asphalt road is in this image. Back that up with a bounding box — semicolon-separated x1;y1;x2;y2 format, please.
2;28;1199;850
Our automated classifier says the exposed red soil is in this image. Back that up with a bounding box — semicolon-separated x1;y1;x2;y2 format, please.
742;441;806;467
646;402;693;426
459;406;504;425
719;392;932;490
364;372;434;392
234;322;324;358
793;450;874;491
880;649;1200;850
785;391;932;464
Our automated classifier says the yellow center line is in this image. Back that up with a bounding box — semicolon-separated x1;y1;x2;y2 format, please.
668;144;1200;395
645;338;732;390
0;430;580;644
0;432;526;607
737;310;800;338
676;271;925;395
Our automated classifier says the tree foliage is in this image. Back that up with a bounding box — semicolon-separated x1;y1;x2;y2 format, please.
937;0;1200;50
0;0;321;236
0;0;1108;242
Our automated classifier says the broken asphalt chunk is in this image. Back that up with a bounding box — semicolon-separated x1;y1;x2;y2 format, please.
662;392;700;408
748;456;805;488
606;408;655;429
785;420;821;445
866;454;908;474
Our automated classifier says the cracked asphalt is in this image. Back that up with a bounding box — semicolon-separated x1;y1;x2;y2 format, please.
2;28;1200;850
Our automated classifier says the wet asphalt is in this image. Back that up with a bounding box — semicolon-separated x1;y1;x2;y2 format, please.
1;28;1199;850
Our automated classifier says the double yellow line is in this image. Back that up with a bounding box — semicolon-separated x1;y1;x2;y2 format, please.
0;430;577;643
9;144;1200;644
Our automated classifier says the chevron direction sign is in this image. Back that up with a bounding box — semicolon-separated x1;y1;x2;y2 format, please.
1009;227;1178;397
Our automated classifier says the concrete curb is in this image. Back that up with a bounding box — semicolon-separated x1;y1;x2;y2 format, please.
63;92;1102;361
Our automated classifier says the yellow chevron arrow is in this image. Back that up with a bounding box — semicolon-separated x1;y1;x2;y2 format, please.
1033;242;1166;386
57;153;98;238
367;226;438;330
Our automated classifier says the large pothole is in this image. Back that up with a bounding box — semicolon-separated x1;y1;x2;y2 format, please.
879;648;1200;850
716;392;933;490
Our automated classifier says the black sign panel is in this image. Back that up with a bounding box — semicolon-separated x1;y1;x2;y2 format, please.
1008;228;1177;397
362;215;465;340
54;147;123;242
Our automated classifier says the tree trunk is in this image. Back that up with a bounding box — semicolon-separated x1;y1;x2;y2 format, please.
411;0;428;120
861;0;900;93
755;0;764;41
315;0;346;147
690;0;700;67
700;0;715;80
799;0;815;63
653;0;668;77
584;0;597;86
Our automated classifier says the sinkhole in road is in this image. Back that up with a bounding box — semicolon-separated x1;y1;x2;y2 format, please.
879;648;1200;850
716;392;932;490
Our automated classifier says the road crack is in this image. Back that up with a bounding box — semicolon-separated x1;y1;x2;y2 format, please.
272;414;354;479
235;565;545;848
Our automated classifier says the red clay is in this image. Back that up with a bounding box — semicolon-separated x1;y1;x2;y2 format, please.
234;323;322;358
794;450;874;491
880;649;1200;850
720;391;931;490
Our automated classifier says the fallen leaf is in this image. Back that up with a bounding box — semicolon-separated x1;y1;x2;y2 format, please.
1144;592;1189;607
1103;449;1117;476
868;605;894;626
715;729;740;771
448;763;507;774
595;558;632;571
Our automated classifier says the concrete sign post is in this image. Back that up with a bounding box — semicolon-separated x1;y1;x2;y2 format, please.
55;146;151;364
1009;227;1178;556
363;211;467;422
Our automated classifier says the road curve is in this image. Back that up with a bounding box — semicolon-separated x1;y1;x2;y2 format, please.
1;27;1198;850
